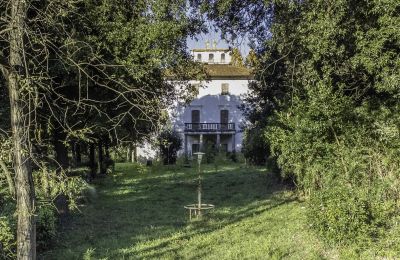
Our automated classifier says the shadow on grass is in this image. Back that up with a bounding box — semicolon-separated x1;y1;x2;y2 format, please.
40;163;297;259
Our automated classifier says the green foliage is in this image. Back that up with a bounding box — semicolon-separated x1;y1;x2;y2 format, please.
158;129;182;165
203;141;217;163
34;167;89;210
36;206;57;251
0;166;89;257
242;127;268;165
0;216;15;259
245;49;259;68
198;0;400;249
230;48;244;67
130;162;148;174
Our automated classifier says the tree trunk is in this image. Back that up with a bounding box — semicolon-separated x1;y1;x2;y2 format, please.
104;140;110;159
76;142;81;165
126;146;131;162
133;145;137;163
6;0;36;258
89;143;96;180
71;141;77;168
98;140;105;174
53;126;69;172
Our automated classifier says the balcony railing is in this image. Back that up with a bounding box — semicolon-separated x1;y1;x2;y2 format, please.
185;123;235;132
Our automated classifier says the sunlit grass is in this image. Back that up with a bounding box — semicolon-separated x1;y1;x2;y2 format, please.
40;162;329;259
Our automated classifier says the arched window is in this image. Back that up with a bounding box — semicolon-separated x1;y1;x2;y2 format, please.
221;53;226;63
209;53;214;62
197;53;202;61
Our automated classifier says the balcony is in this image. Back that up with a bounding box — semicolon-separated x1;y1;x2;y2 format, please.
185;123;235;132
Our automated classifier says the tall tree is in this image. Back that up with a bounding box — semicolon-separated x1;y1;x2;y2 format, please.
1;0;204;257
195;0;400;246
1;0;36;258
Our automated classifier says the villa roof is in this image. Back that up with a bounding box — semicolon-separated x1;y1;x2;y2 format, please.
205;64;254;79
164;64;254;80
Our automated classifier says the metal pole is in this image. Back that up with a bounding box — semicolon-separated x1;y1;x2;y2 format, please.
197;160;202;216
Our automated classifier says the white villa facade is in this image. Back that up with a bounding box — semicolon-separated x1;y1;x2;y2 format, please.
171;47;253;156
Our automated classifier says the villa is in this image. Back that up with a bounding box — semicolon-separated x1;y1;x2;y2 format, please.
171;44;253;156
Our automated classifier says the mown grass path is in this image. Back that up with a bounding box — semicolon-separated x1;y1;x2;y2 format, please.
40;163;328;259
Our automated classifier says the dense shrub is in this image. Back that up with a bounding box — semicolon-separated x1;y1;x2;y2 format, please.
242;127;269;165
158;129;182;165
203;140;217;163
0;167;88;258
206;0;400;250
0;216;15;259
36;206;57;251
309;184;381;245
269;103;400;244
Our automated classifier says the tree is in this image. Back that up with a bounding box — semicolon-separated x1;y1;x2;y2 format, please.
1;0;36;258
1;0;204;257
230;48;244;67
195;0;400;246
159;129;182;165
245;49;259;68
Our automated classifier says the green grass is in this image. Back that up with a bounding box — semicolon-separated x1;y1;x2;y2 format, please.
40;163;330;259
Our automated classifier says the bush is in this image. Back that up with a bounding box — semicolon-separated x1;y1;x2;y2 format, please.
281;133;400;246
131;162;148;174
308;175;397;246
242;127;269;165
0;216;15;259
36;206;57;251
158;129;182;165
203;141;217;163
0;166;89;256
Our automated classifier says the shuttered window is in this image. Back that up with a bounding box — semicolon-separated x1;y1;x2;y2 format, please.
220;110;229;124
191;110;200;123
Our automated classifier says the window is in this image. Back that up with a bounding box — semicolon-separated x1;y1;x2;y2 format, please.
221;53;226;63
192;110;200;130
197;53;202;61
221;83;229;95
220;110;229;124
220;109;229;130
208;53;214;62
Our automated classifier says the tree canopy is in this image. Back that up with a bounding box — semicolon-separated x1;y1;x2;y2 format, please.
195;0;400;247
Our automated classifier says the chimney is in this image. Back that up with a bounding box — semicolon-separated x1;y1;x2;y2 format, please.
213;40;217;49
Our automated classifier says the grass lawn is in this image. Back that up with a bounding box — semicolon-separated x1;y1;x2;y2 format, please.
39;162;331;259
